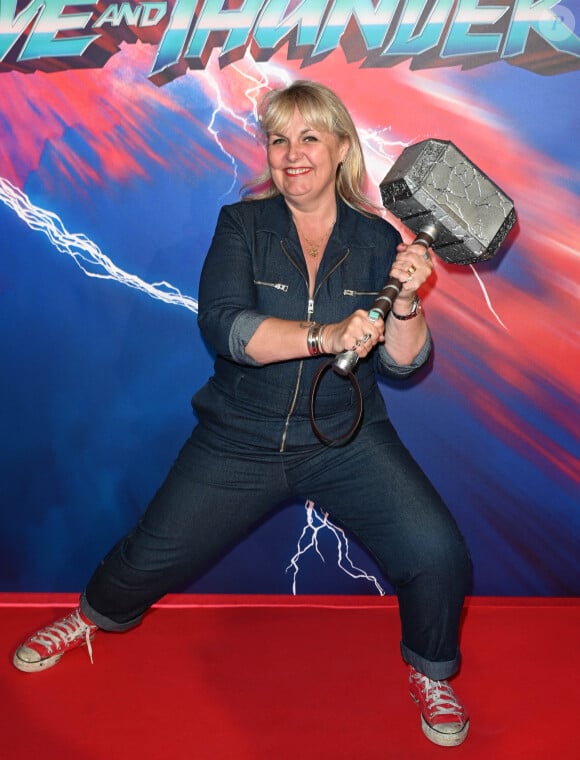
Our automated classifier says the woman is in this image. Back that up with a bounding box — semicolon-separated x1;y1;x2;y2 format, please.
13;81;471;748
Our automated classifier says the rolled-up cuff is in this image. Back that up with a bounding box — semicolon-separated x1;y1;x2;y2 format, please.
400;640;461;681
80;592;144;632
229;310;270;365
378;329;432;377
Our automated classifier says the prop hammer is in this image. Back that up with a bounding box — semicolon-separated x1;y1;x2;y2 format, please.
333;139;517;375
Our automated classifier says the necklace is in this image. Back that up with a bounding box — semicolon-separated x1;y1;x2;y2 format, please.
296;220;336;258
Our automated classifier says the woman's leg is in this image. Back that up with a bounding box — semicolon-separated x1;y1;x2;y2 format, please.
288;419;472;681
14;427;291;671
82;427;291;630
287;418;472;746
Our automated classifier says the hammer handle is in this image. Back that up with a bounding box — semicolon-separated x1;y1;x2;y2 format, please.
366;227;435;319
332;226;436;376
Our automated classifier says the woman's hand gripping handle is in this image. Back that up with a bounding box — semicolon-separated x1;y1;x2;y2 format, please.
332;225;436;376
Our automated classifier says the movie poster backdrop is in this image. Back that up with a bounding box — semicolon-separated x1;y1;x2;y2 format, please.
1;0;579;595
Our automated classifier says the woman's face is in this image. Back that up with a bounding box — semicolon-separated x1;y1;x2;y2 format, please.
267;107;348;209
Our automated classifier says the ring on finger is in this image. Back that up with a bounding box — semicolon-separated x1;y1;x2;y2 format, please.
353;333;371;348
407;264;417;276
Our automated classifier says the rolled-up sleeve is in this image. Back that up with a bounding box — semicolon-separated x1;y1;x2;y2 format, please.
197;205;270;366
228;310;268;365
376;329;432;377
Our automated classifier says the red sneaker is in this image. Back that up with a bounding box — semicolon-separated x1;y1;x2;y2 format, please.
409;666;469;746
13;608;98;673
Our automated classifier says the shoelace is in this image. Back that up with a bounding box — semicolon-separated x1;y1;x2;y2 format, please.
30;609;96;664
412;672;464;720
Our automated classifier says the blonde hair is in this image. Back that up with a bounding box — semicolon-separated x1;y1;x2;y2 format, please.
242;80;379;215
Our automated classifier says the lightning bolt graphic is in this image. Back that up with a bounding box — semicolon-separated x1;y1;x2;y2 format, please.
199;52;274;199
287;500;386;596
469;264;508;330
359;126;410;192
196;52;293;199
0;177;198;314
204;82;245;199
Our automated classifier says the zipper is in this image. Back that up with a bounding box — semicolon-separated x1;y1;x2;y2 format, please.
278;239;310;452
278;242;352;452
279;361;304;452
343;288;379;297
318;249;351;295
254;280;289;292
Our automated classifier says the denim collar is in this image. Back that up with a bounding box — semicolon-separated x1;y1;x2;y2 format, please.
257;194;381;271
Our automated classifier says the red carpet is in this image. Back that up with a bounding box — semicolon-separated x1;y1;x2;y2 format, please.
2;595;577;759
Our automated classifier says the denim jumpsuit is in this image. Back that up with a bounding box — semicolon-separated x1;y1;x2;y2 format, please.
81;195;471;681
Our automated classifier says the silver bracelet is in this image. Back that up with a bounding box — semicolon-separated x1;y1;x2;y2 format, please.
307;323;325;356
318;324;328;354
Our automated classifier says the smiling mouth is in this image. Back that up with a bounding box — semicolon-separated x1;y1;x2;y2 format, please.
285;168;311;176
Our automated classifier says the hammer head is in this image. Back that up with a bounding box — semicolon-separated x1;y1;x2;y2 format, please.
379;139;516;264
